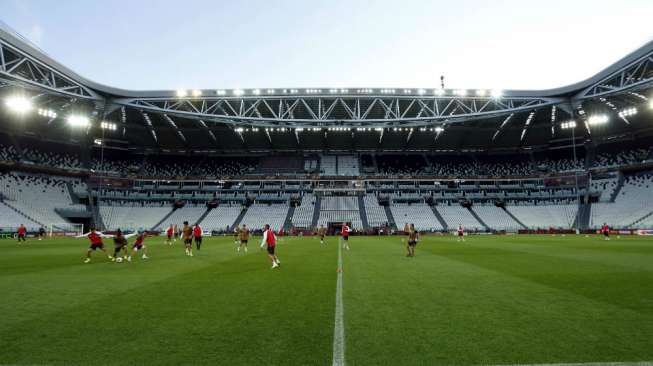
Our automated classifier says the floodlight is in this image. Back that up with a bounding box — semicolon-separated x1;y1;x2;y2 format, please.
191;89;202;97
588;114;609;126
434;89;445;96
434;126;444;133
491;89;503;98
67;115;90;128
252;89;261;95
649;100;653;109
560;120;577;129
454;89;467;96
216;90;226;95
5;96;33;114
476;89;487;97
233;89;244;96
618;107;637;118
176;89;187;97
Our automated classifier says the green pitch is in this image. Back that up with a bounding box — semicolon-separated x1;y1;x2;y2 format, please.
1;234;652;366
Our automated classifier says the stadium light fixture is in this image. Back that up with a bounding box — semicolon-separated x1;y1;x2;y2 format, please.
100;121;117;131
67;115;90;128
491;89;503;98
216;90;226;96
191;89;202;97
588;114;609;126
233;89;244;96
234;127;244;133
618;107;637;118
434;126;444;133
476;89;487;97
560;120;577;129
38;108;57;118
649;100;653;109
267;89;275;94
418;89;426;95
176;89;187;97
454;89;467;96
4;96;33;114
252;89;261;95
434;88;445;96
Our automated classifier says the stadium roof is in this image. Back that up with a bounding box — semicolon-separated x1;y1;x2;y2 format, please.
1;22;653;153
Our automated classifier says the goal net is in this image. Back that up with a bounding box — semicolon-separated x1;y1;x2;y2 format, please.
48;223;84;237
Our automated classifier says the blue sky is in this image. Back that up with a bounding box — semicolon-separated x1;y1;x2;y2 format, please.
2;0;653;91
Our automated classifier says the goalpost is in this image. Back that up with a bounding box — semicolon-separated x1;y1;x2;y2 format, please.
48;223;84;237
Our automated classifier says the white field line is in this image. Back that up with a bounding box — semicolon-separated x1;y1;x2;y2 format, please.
332;240;345;366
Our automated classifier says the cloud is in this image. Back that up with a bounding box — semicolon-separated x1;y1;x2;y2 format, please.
26;24;43;47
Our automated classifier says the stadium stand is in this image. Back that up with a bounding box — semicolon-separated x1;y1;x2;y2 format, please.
590;173;653;229
99;202;172;231
318;196;363;229
337;155;360;176
291;194;316;228
436;205;485;231
155;204;207;230
239;203;289;231
200;205;243;232
472;205;522;231
507;203;577;229
363;194;388;227
320;155;337;176
390;203;443;231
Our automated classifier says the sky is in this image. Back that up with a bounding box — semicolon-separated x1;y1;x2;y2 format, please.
2;0;653;91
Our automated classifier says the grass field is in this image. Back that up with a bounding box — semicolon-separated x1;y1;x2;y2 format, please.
1;234;652;366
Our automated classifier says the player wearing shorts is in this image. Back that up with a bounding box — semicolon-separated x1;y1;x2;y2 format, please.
17;224;27;243
341;223;351;250
457;224;465;242
238;224;249;253
602;223;610;241
318;224;327;245
406;223;419;257
76;228;112;263
260;224;280;269
193;224;203;250
182;221;194;257
38;227;46;240
233;225;241;246
111;229;130;261
173;224;179;243
128;231;149;261
165;225;174;245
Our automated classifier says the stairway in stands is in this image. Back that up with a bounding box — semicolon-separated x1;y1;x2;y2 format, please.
151;207;177;231
383;205;397;231
230;206;249;231
430;206;448;231
468;207;491;231
502;207;528;230
357;195;370;230
311;196;322;227
195;207;213;226
610;172;625;202
574;202;591;230
283;205;295;231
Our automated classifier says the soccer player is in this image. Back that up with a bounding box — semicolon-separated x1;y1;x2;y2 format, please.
165;224;174;245
260;224;280;269
182;221;194;256
17;224;27;243
38;226;46;240
602;223;610;241
111;229;130;261
128;230;149;261
341;223;351;250
173;224;179;243
407;223;419;257
193;224;203;251
233;225;241;246
76;227;112;263
238;224;249;253
457;224;465;242
318;224;327;245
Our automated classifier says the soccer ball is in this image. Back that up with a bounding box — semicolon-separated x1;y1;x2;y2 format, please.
116;257;123;263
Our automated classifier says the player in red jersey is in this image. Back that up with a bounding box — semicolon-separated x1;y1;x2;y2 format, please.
260;224;280;269
193;224;203;251
128;230;149;261
17;224;27;243
341;223;351;250
165;225;174;245
457;224;465;242
602;223;610;241
76;227;113;263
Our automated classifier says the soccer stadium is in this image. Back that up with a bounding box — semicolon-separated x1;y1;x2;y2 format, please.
1;3;653;366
